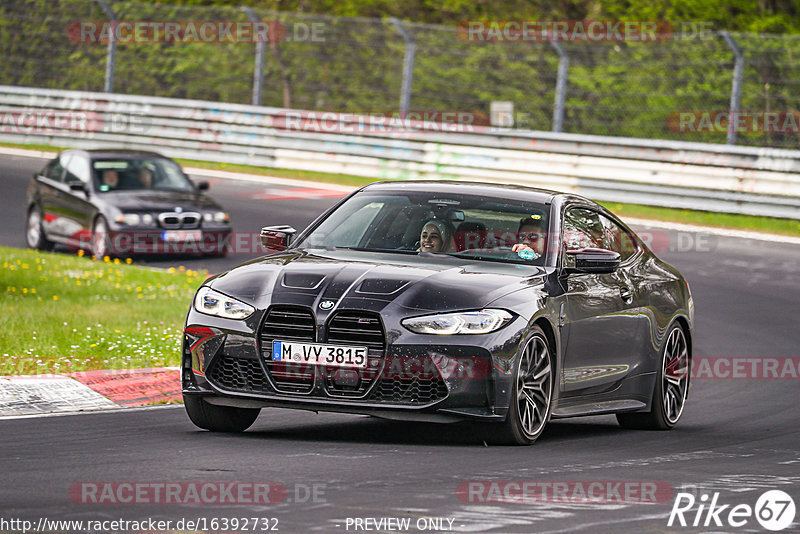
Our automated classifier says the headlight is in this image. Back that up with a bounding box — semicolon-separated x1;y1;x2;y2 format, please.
142;213;154;225
193;287;255;320
402;309;513;335
120;213;140;226
204;212;229;223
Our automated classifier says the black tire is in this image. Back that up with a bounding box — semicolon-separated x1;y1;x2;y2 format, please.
491;326;554;445
26;205;53;251
617;323;690;430
184;395;260;432
91;216;112;258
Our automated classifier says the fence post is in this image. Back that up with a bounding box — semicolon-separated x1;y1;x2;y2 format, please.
93;0;116;93
720;31;744;145
549;37;569;133
242;6;265;106
388;18;415;116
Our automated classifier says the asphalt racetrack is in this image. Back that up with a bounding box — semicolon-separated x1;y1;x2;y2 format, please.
1;152;799;533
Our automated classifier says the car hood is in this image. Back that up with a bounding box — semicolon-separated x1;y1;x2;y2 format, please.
207;249;546;313
100;190;221;212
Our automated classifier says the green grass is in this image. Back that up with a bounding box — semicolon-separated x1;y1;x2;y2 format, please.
0;246;205;375
2;141;798;237
598;202;800;237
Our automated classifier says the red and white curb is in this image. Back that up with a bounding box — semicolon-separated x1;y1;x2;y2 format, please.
0;367;181;417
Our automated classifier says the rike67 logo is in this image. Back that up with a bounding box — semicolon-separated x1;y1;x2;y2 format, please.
668;490;796;531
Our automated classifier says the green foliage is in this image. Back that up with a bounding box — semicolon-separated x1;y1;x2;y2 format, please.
2;0;800;147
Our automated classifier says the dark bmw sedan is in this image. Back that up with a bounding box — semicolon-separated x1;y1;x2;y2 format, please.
183;181;693;445
26;149;231;257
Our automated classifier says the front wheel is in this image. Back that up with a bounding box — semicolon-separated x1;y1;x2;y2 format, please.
617;324;690;430
492;327;554;445
91;216;111;258
26;206;53;251
184;395;260;432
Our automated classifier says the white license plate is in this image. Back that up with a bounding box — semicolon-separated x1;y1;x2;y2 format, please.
161;230;202;242
271;340;368;369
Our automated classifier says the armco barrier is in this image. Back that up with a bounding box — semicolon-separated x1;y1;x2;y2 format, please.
1;85;799;219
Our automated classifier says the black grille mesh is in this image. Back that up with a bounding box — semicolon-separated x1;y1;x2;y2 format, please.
261;306;316;393
207;355;270;393
324;312;385;397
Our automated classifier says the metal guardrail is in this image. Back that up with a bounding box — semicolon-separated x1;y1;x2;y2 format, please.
1;85;799;219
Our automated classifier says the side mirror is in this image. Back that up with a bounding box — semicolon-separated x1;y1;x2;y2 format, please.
197;181;210;191
260;225;297;252
564;248;620;274
68;182;87;193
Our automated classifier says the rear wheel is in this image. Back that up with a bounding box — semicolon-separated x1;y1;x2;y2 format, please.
617;324;690;430
26;206;52;251
184;395;260;432
492;327;554;445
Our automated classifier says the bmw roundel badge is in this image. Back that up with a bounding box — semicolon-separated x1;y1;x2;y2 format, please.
319;300;335;310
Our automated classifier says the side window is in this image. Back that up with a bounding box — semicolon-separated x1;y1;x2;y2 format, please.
563;207;604;252
64;154;90;184
42;157;65;182
599;214;639;262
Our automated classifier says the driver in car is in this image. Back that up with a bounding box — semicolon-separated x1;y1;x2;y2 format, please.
512;215;546;259
418;219;454;253
101;169;119;189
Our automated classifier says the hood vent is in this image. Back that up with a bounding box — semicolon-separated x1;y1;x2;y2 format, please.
355;279;409;295
281;272;326;290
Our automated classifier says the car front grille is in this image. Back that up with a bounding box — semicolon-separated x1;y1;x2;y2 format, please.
324;311;385;397
158;212;201;229
205;305;449;406
260;305;316;393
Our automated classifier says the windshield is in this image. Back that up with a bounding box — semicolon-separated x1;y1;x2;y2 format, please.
92;158;195;192
296;190;551;265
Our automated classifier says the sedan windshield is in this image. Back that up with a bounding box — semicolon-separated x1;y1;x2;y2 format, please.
296;190;551;265
92;158;195;192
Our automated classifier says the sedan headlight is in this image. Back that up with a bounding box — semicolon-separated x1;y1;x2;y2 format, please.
402;309;513;335
203;211;229;223
194;286;255;320
116;213;154;226
120;213;140;226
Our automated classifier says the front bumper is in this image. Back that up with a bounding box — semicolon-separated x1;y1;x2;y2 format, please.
181;310;525;422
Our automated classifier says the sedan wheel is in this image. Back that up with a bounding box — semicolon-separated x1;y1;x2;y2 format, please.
91;217;109;258
184;395;260;432
494;327;553;445
617;324;690;430
26;206;52;251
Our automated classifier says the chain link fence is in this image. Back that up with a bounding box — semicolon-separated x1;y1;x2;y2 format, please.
3;0;800;149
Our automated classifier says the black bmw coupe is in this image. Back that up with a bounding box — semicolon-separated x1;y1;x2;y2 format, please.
183;181;693;445
26;149;231;257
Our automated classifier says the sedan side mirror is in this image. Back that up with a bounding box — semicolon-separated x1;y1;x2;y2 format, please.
68;181;87;194
564;248;621;274
196;181;210;191
261;225;297;252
